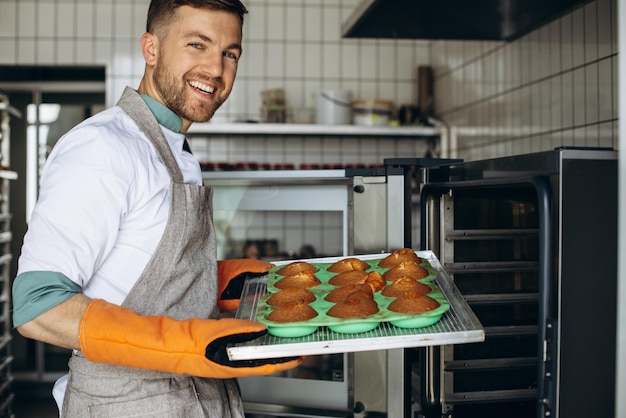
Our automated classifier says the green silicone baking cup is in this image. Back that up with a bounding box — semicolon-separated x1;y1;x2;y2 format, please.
390;314;443;329
328;321;379;334
258;254;450;337
266;325;319;338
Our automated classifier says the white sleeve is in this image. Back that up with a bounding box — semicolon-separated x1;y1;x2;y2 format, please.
17;121;135;288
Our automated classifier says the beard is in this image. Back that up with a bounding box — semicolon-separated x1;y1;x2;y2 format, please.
153;62;226;123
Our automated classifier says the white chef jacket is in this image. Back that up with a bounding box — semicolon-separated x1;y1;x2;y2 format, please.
18;105;202;303
15;103;203;413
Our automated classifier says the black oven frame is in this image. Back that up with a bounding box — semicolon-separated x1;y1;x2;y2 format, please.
413;148;617;418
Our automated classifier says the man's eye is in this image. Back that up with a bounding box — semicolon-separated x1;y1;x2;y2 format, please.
189;43;203;49
224;51;238;60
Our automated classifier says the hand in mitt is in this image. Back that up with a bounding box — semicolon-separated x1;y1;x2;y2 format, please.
80;299;301;378
218;259;274;312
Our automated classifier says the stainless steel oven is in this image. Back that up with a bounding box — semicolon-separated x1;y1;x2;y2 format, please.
416;147;618;418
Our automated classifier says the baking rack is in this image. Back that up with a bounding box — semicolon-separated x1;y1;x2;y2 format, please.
227;251;485;360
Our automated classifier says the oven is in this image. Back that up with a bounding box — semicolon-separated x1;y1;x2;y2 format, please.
415;147;618;418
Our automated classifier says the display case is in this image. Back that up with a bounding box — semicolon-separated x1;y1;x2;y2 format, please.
205;169;355;416
207;166;393;417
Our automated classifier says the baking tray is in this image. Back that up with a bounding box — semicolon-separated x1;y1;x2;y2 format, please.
227;250;484;360
259;253;447;336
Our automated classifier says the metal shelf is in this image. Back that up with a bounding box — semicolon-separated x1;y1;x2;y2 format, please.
0;172;17;181
445;357;537;372
445;388;537;404
443;261;538;274
0;93;14;417
187;122;442;137
0;102;20;119
463;293;538;305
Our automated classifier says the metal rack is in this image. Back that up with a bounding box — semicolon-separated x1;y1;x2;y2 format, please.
421;180;542;417
0;94;19;417
188;122;450;161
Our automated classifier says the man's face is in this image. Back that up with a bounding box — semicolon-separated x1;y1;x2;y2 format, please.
149;6;242;128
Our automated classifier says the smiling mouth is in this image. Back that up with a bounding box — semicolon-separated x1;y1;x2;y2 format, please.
188;80;215;94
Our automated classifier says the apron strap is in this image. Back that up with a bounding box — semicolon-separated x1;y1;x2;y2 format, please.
117;87;184;183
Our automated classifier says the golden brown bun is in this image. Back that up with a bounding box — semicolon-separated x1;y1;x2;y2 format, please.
325;283;373;303
275;271;321;289
378;248;420;268
327;295;379;319
328;270;368;286
267;288;316;306
364;271;385;292
267;301;318;322
388;293;440;314
327;257;370;273
383;261;429;282
381;277;431;297
276;261;319;276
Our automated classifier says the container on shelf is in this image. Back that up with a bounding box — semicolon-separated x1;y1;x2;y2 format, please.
322;163;343;169
261;88;286;123
233;162;260;171
289;107;315;124
352;99;394;126
300;163;322;170
273;163;296;170
315;90;352;125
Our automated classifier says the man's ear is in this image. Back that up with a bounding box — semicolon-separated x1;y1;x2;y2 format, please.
141;32;158;66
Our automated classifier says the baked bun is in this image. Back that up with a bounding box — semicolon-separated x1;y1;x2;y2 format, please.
383;261;429;282
388;292;440;314
325;283;373;303
276;261;318;276
267;301;318;322
327;294;379;319
327;257;370;273
379;248;420;268
364;271;385;292
328;270;368;286
275;271;321;289
267;288;316;306
381;277;431;298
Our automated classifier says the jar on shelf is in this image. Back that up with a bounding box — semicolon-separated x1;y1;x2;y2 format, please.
352;99;393;126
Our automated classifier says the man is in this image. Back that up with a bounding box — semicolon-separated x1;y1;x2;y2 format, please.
12;1;300;416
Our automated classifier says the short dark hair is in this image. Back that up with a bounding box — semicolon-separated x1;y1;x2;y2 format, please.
146;0;248;33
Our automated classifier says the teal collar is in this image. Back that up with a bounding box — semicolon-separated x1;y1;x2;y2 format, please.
139;94;182;133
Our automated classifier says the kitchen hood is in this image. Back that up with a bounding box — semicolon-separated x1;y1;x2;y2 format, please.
342;0;591;41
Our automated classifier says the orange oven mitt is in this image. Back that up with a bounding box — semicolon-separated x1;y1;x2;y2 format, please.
79;299;301;378
218;259;273;312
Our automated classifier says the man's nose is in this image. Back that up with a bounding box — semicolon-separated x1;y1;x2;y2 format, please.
201;52;224;77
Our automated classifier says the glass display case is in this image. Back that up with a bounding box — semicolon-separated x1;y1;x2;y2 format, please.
204;167;407;417
205;169;355;415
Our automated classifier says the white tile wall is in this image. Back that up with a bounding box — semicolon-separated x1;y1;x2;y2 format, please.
0;0;618;252
0;0;434;162
432;0;618;161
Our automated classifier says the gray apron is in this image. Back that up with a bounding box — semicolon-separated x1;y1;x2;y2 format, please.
61;87;244;418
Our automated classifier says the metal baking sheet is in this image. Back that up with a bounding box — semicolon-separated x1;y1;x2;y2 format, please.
227;250;484;360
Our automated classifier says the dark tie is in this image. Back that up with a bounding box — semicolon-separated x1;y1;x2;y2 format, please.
183;139;192;154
